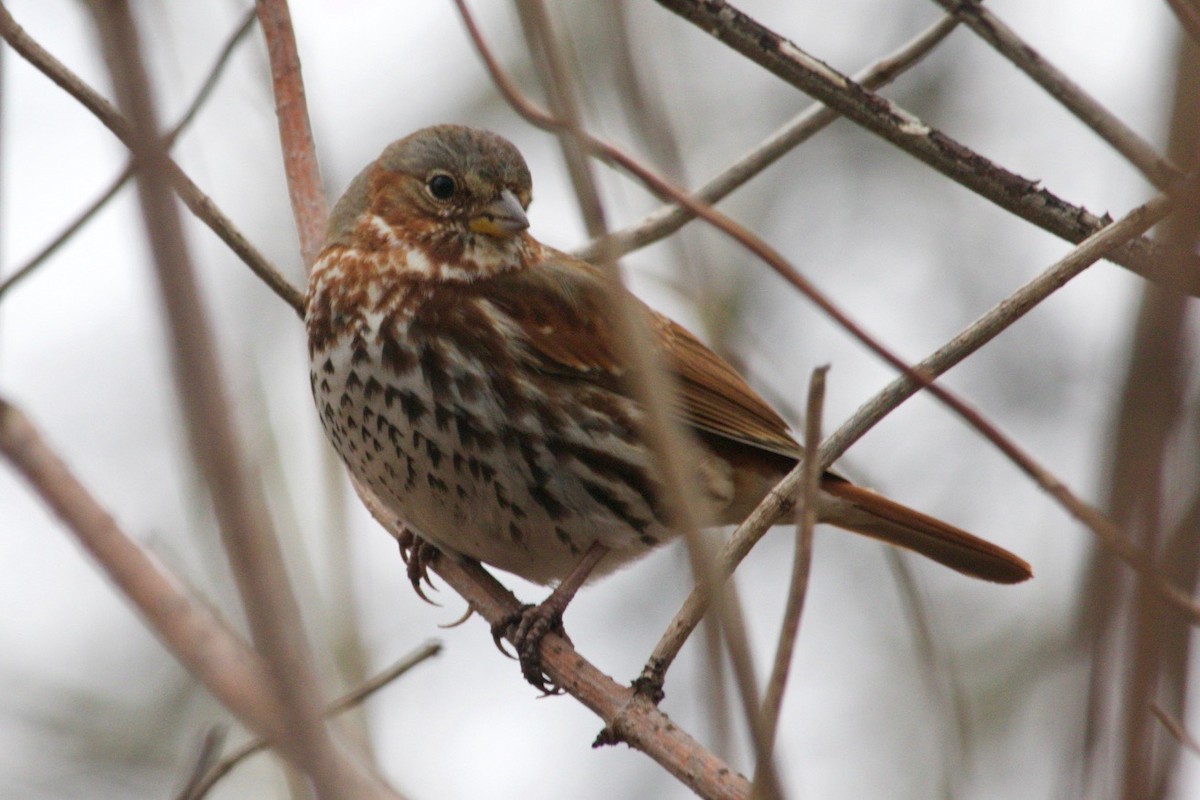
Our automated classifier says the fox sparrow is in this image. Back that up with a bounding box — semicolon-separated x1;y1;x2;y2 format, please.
305;125;1031;686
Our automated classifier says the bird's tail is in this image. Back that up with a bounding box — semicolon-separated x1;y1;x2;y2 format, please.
820;478;1032;584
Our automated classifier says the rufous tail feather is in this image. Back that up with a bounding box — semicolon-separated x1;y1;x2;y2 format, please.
820;479;1032;584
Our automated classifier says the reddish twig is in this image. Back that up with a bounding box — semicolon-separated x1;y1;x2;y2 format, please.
254;0;326;267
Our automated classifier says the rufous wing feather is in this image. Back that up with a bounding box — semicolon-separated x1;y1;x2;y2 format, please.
490;251;1031;584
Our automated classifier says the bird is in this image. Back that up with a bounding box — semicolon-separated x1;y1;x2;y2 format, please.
305;124;1031;688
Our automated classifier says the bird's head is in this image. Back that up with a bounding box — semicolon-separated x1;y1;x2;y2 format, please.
325;125;538;279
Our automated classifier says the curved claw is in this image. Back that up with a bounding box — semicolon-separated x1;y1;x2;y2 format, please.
438;605;474;629
397;528;441;605
490;607;525;659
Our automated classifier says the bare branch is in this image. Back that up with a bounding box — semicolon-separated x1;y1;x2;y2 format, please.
1165;0;1200;46
931;0;1178;188
85;3;395;796
459;0;1200;681
254;0;326;267
0;2;304;314
752;366;825;799
0;397;288;741
0;9;258;302
647;190;1193;678
651;0;1200;296
347;477;751;800
575;13;960;262
183;642;442;800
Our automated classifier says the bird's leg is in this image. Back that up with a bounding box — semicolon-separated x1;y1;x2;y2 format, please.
493;541;609;693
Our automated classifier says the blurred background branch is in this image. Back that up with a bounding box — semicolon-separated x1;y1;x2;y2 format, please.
1;1;1198;798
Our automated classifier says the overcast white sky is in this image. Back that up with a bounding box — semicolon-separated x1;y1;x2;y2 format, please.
1;1;1195;798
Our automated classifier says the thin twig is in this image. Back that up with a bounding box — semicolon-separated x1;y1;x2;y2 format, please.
254;0;326;267
575;13;960;262
183;642;442;800
647;189;1194;677
651;0;1200;296
85;3;391;797
1151;703;1200;756
1165;0;1200;46
752;365;825;800
173;728;228;800
931;0;1178;188
512;3;779;783
0;2;305;314
0;8;258;302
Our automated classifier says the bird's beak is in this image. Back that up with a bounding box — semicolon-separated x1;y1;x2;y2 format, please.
469;189;529;238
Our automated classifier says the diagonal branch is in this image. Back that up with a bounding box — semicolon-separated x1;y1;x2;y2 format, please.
0;8;258;302
0;2;304;314
0;397;286;744
651;0;1200;297
349;479;751;800
181;642;442;800
646;189;1197;679
576;13;960;262
930;0;1178;188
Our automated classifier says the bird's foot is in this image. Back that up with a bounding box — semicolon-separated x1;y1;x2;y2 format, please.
491;602;573;695
396;527;440;604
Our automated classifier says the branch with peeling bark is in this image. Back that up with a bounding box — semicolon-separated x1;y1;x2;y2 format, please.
651;0;1200;297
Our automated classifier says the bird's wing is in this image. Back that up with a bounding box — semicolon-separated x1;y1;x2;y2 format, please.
483;251;801;459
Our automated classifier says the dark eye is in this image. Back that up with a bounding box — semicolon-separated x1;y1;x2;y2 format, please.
427;173;456;201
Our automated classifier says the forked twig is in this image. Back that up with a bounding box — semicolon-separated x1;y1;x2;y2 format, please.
930;0;1178;188
0;2;304;313
0;8;258;301
576;13;960;262
651;0;1200;296
181;642;442;800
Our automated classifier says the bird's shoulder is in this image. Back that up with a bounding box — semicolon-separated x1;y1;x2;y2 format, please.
477;249;799;458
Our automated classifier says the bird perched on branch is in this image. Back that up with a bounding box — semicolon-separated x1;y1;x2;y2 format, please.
305;124;1031;689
